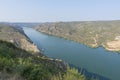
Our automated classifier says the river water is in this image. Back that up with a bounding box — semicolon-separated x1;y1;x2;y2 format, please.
23;27;120;80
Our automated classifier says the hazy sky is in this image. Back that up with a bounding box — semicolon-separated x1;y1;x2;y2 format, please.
0;0;120;22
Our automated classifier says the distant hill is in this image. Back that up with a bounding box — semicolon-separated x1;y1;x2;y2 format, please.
34;20;120;52
11;23;40;28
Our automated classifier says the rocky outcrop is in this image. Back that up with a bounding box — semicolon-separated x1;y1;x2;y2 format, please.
105;36;120;51
11;38;39;53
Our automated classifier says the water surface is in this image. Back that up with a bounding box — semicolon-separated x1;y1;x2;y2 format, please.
23;27;120;80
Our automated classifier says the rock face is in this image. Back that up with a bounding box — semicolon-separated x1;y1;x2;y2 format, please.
13;38;40;53
105;36;120;51
34;20;120;52
0;24;40;53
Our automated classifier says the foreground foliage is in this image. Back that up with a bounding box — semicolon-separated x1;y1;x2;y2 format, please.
52;67;86;80
0;40;86;80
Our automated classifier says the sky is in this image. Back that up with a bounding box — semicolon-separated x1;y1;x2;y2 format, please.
0;0;120;22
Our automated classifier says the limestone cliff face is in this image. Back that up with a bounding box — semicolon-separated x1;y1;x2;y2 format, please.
104;36;120;51
0;24;40;53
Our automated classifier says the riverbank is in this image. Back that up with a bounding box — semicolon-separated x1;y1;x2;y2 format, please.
34;21;120;53
34;30;120;54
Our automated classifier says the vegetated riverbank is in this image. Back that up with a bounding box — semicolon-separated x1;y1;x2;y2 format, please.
0;24;88;80
34;20;120;53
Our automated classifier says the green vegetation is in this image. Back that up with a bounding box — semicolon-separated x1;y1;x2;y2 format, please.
35;20;120;52
63;67;86;80
51;67;86;80
0;40;87;80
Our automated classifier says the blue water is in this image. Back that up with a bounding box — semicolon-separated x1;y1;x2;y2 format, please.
23;27;120;80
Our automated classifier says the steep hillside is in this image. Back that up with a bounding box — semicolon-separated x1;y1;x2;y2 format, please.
0;40;87;80
0;24;39;54
34;20;120;52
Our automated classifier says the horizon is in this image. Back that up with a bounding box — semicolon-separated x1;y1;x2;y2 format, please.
0;0;120;22
1;19;120;23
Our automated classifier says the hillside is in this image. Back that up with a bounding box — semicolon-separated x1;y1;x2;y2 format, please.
34;20;120;52
0;24;39;54
0;40;87;80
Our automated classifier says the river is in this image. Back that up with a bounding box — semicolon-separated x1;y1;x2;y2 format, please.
23;27;120;80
